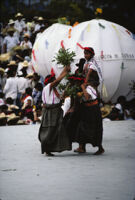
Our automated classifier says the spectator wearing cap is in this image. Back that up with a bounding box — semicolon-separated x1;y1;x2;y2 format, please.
14;13;25;33
7;60;18;72
18;60;29;77
20;33;32;50
7;19;19;40
34;17;44;33
3;28;20;53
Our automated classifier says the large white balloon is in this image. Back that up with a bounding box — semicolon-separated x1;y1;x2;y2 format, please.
32;19;135;102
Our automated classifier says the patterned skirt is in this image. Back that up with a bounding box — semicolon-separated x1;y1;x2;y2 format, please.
38;104;72;154
74;104;103;147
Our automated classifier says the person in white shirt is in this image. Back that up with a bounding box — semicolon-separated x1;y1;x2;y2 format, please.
7;19;19;40
20;33;32;49
16;71;29;108
34;17;44;33
14;13;25;33
38;66;72;156
3;70;18;103
3;28;19;53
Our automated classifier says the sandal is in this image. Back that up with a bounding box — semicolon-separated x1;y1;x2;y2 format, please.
74;148;86;153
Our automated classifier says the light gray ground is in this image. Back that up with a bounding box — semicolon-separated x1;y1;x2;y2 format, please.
0;121;135;200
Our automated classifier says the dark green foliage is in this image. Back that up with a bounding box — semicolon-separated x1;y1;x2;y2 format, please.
52;48;76;66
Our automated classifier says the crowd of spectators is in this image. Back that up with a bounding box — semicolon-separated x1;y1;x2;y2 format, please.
0;12;135;126
0;13;47;126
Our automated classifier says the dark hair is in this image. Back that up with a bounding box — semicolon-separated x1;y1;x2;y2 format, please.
84;47;95;57
76;58;85;73
117;96;126;104
6;97;13;104
0;92;4;98
35;82;43;91
44;74;55;85
25;87;32;95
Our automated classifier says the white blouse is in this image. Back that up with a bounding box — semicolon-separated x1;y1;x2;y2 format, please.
42;83;60;104
86;85;97;100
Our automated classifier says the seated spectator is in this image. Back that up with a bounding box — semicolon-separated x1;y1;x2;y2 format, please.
20;33;32;50
21;87;34;122
32;82;43;107
7;113;20;125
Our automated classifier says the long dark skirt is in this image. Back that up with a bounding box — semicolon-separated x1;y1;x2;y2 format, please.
38;104;72;154
75;104;103;147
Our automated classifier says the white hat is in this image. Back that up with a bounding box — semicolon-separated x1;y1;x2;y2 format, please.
15;13;23;17
22;60;29;67
8;19;15;25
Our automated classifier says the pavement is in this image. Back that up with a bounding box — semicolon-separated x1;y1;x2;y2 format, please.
0;120;135;200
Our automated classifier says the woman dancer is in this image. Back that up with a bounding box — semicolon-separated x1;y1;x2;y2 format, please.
38;66;72;156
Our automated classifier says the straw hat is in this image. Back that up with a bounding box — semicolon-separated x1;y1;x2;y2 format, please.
0;68;5;73
0;112;7;119
26;73;34;78
38;17;44;21
7;113;20;122
7;27;15;33
100;105;112;118
8;19;15;25
7;60;17;66
22;60;29;67
8;105;19;111
15;13;23;17
0;53;11;62
23;33;30;38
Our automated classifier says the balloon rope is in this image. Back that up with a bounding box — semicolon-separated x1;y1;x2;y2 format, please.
77;43;84;49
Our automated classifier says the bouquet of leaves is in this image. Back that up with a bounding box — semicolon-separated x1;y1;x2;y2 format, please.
52;48;76;67
58;73;85;99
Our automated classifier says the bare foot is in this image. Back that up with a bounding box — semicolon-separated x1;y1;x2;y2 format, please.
74;148;86;153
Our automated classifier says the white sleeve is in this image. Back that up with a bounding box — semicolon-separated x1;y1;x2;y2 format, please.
3;37;7;45
3;79;9;93
61;97;71;117
86;86;97;100
88;63;97;71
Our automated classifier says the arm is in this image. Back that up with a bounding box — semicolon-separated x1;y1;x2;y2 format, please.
81;83;91;101
50;66;70;90
85;68;92;83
